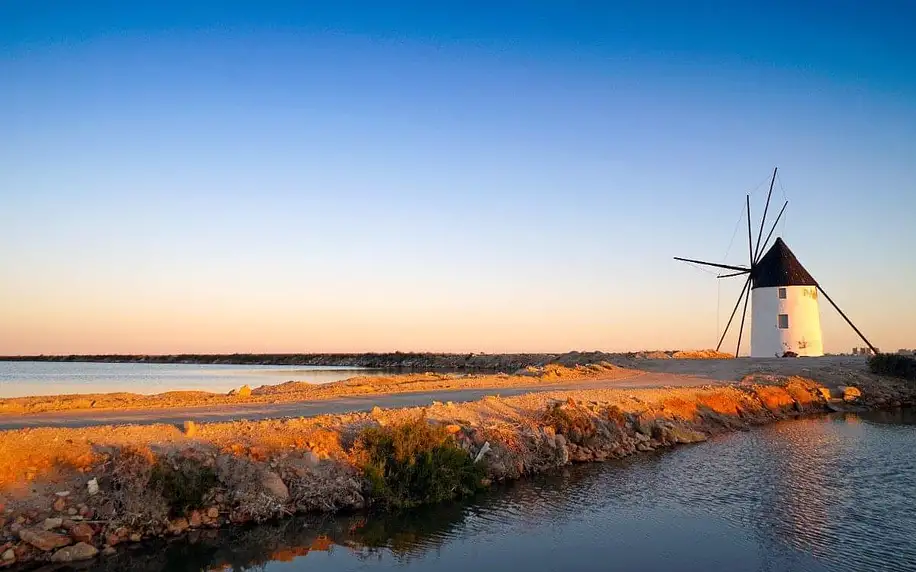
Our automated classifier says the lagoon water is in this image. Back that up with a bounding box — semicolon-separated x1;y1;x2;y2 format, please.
89;410;916;572
0;361;370;398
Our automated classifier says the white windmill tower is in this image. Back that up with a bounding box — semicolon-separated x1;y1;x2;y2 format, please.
674;167;877;358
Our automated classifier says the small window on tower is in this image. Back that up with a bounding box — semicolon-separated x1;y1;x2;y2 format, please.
778;288;787;299
778;314;789;329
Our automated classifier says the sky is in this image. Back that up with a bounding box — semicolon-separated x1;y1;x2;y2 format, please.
1;1;915;355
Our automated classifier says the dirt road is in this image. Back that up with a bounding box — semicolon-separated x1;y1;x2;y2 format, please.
0;357;874;430
0;371;730;429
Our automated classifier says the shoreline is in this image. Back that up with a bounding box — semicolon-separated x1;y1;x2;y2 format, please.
0;350;732;369
1;363;914;568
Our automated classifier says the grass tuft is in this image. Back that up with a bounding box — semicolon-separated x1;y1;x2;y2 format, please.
354;416;485;509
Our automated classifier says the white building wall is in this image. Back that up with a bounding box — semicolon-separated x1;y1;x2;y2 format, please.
750;285;824;357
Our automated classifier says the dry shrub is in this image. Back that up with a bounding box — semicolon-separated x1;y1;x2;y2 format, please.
869;353;916;382
353;416;484;509
149;454;217;516
214;455;285;522
103;446;168;526
605;404;629;427
284;463;364;513
542;399;596;444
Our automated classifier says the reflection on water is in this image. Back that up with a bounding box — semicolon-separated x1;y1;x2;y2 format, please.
78;411;916;572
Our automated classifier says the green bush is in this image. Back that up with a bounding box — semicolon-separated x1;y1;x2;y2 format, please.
355;417;485;509
149;457;218;515
869;353;916;382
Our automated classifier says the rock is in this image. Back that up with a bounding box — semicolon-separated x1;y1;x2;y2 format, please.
817;387;833;400
260;471;289;500
554;434;566;448
52;497;66;512
50;542;98;562
636;443;653;452
87;478;100;496
474;442;491;463
444;424;462;434
129;533;141;543
42;517;63;530
102;546;117;556
183;421;198;437
70;523;94;544
1;549;14;562
206;507;219;519
842;386;862;402
168;518;189;535
19;528;72;551
229;385;252;398
67;507;78;516
105;534;121;547
664;426;708;444
188;511;202;528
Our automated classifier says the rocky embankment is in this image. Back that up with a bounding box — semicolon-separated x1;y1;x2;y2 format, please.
0;349;732;369
0;366;913;568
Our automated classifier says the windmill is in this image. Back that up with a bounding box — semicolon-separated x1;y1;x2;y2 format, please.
674;167;878;358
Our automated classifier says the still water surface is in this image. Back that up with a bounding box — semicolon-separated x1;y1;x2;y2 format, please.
91;410;916;572
0;361;372;398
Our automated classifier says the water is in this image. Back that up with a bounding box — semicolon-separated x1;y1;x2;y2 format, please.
0;361;374;398
89;411;916;572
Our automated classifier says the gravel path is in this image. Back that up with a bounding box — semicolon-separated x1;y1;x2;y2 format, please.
0;371;733;430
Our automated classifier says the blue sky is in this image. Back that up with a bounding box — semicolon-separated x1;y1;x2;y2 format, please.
1;1;914;354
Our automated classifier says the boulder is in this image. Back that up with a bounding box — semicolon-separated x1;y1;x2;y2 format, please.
19;528;72;551
228;385;252;398
260;472;289;500
42;517;63;530
663;426;707;444
842;386;862;402
1;549;14;562
69;523;95;544
52;497;67;512
50;542;98;562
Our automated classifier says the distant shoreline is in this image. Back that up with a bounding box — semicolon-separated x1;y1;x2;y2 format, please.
0;350;730;370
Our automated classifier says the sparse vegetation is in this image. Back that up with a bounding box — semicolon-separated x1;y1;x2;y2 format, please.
869;353;916;382
354;416;485;509
149;456;218;515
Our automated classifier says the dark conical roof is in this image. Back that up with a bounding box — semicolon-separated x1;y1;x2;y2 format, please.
752;237;817;289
